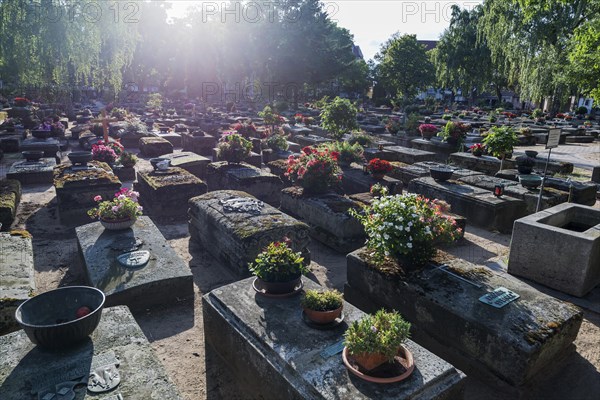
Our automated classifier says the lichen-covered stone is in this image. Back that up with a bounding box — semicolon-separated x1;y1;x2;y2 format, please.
0;179;22;230
0;306;183;399
161;152;210;179
345;249;583;390
0;231;34;335
206;162;283;206
135;168;207;219
181;131;217;156
139;136;173;157
188;190;310;277
7;158;56;185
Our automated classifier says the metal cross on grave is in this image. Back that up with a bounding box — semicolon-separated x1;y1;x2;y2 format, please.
91;109;119;143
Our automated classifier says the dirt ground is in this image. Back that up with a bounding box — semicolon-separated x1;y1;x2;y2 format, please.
2;148;600;399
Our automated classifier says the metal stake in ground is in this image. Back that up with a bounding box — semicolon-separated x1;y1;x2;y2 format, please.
536;127;561;212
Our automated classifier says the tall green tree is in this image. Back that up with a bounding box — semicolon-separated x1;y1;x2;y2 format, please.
375;33;435;101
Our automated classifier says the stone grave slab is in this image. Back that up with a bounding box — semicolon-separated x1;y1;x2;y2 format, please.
410;138;455;162
389;161;484;186
112;165;135;181
544;177;597;206
211;149;262;168
408;176;527;233
280;187;365;252
262;148;293;163
0;232;34;335
0;179;21;230
19;138;60;162
161;151;210;179
508;203;600;297
0;305;183;399
458;174;567;214
206;162;283;206
344;249;583;391
54;161;121;225
362;147;397;161
155;131;182;147
135;167;207;219
203;277;465;400
76;216;192;310
448;152;574;175
188;190;310;277
386;146;436;164
340;165;403;196
139;136;173;157
0;136;21;153
287;140;302;152
6;158;56;184
180;131;217;156
293;134;330;148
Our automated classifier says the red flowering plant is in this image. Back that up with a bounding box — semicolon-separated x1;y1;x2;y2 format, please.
294;113;304;123
285;146;342;194
231;120;258;138
418;124;438;135
469;143;485;156
14;97;30;107
367;158;393;175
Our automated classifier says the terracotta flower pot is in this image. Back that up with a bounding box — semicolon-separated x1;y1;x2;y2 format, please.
352;351;390;371
303;306;342;325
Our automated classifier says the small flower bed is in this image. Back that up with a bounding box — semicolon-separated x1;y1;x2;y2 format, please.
87;188;143;221
344;309;411;362
216;132;253;163
350;194;462;268
249;240;307;282
469;143;485;155
367;158;393;175
286;146;341;193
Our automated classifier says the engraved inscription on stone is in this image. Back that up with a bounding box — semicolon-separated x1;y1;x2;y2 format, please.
117;250;150;269
220;197;264;214
87;363;121;393
479;287;520;308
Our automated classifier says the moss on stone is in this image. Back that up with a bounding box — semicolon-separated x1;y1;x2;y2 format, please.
142;168;201;190
357;248;406;279
0;179;21;227
446;265;493;281
53;161;120;189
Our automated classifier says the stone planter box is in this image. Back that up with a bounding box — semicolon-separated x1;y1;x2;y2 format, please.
211;149;262;168
410;138;455;162
7;158;56;185
344;248;583;391
139;136;173;157
280;187;365;253
188;190;310;277
180;131;217;156
135;167;207;219
54;161;121;225
206;162;283;206
0;179;22;230
385;146;436;164
113;165;136;181
203;277;465;399
0;232;34;335
448;152;574;175
262;148;293;163
340;165;403;195
508;203;600;297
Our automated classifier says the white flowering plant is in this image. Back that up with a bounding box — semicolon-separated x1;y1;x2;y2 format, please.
350;193;462;268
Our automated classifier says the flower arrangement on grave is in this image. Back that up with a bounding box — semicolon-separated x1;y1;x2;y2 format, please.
37;120;52;131
216;132;253;163
119;151;137;167
285;146;342;194
13;97;30;107
366;158;393;177
344;309;411;371
418;123;437;139
519;127;532;136
265;132;289;152
249;239;308;293
320;96;359;140
349;193;462;269
91;141;123;164
438;121;468;144
469;143;485;156
231;120;258;138
258;105;283;127
347;132;374;147
385;118;402;135
87;188;143;223
110;108;127;119
442;114;452;120
319;141;364;166
301;289;343;324
482;126;518;160
584;120;593;128
369;183;388;198
302;116;315;126
294;113;304;123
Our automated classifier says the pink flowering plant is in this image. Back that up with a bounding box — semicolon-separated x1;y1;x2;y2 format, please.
285;146;342;193
91;140;123;163
350;193;462;268
418;124;438;135
87;188;143;221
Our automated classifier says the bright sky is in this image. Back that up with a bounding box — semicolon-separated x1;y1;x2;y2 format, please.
166;1;484;61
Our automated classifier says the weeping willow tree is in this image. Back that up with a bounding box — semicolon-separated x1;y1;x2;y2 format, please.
478;0;591;112
0;0;138;102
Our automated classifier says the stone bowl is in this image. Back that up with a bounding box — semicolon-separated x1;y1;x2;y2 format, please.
22;151;44;162
68;151;93;165
150;157;171;171
429;166;454;182
31;130;51;140
519;175;543;190
525;150;538;158
15;286;105;349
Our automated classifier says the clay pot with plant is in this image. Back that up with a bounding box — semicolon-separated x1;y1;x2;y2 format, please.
248;240;308;295
482;126;518;170
301;289;343;324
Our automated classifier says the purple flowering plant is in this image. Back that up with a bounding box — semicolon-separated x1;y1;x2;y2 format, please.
87;188;143;221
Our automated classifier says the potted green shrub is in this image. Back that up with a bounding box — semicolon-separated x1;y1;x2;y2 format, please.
482;126;518;170
301;289;343;324
320;97;358;140
249;240;308;295
347;132;373;147
343;309;411;371
319;141;364;166
369;183;388;198
265;133;289;152
216;132;253;163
